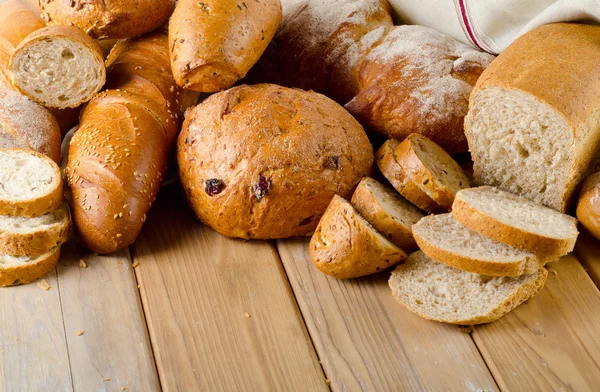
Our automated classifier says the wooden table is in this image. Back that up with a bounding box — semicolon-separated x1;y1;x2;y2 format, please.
2;185;600;392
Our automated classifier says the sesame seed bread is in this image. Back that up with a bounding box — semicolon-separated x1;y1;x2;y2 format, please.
351;177;423;251
453;186;578;259
395;133;470;210
413;213;548;277
0;246;60;286
0;149;62;217
388;250;548;325
9;25;106;109
0;203;70;256
375;139;442;213
310;195;407;279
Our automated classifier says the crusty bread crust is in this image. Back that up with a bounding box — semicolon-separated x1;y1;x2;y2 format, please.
310;195;406;279
169;0;282;92
375;139;442;213
394;134;470;210
0;204;70;256
577;173;600;240
452;192;577;259
0;247;60;287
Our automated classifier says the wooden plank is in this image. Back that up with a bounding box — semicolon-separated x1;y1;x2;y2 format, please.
56;239;161;392
0;270;73;392
574;230;600;288
472;255;600;391
277;238;498;391
132;187;328;392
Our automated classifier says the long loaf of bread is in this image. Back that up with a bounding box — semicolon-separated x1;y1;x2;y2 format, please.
65;31;198;254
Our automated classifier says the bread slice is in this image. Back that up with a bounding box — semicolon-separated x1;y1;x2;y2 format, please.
0;203;70;256
395;133;470;209
413;213;548;276
389;251;548;324
0;149;63;217
351;177;424;251
310;195;407;279
453;186;578;258
375;139;442;213
0;246;60;286
9;25;106;109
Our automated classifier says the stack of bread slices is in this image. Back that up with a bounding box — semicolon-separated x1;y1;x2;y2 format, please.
310;133;579;325
0;148;70;287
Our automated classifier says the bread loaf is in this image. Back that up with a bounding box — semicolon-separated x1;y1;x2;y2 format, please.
0;246;60;286
34;0;176;39
576;173;600;240
465;23;600;212
9;25;106;109
169;0;282;92
66;31;198;254
178;84;374;239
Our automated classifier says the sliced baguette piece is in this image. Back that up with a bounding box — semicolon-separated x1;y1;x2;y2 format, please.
310;195;407;279
0;203;70;256
376;139;442;213
0;148;62;217
395;133;470;209
414;213;548;276
0;246;60;286
453;186;578;258
9;25;106;109
389;250;548;325
351;177;424;251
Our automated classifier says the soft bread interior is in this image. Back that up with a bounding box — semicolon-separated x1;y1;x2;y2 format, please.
456;186;577;240
11;38;104;108
0;247;58;267
0;203;68;234
0;149;58;201
363;178;424;227
466;88;571;210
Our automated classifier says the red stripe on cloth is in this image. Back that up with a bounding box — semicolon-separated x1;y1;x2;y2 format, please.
457;0;488;53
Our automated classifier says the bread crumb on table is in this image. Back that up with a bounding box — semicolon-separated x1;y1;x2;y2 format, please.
76;330;85;336
244;312;251;318
79;259;88;268
37;280;51;291
458;326;474;334
103;378;110;382
132;261;140;268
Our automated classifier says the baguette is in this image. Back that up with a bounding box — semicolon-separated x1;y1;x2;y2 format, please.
0;246;60;287
169;0;282;92
66;31;198;254
576;173;600;240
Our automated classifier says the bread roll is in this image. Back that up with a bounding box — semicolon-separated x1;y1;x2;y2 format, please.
178;84;374;239
465;23;600;212
9;25;106;109
577;173;600;240
34;0;176;39
169;0;282;92
66;31;198;254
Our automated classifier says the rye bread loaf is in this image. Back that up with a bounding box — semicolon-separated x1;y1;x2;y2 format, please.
389;250;548;325
178;84;374;239
310;195;407;279
0;246;60;286
465;23;600;212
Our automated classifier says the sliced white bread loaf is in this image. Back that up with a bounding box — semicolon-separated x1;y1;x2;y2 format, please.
413;213;547;277
389;251;548;325
351;177;424;251
453;186;578;259
310;195;407;279
0;246;60;286
395;133;470;210
0;149;63;217
9;25;105;109
376;139;442;213
0;203;70;256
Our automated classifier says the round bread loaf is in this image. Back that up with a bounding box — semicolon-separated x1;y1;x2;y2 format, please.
577;173;600;240
177;84;374;239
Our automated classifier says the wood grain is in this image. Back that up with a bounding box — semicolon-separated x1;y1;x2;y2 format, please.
0;270;73;392
277;238;498;391
56;239;160;392
473;255;600;391
132;187;328;392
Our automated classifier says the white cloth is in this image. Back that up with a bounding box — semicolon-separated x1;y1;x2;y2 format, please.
387;0;600;53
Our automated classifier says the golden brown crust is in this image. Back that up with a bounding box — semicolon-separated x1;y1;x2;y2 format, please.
350;177;422;251
49;106;81;137
394;134;470;210
177;84;374;239
309;195;406;279
452;197;576;260
169;0;282;92
577;173;600;240
375;139;442;214
35;0;176;39
0;247;60;287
